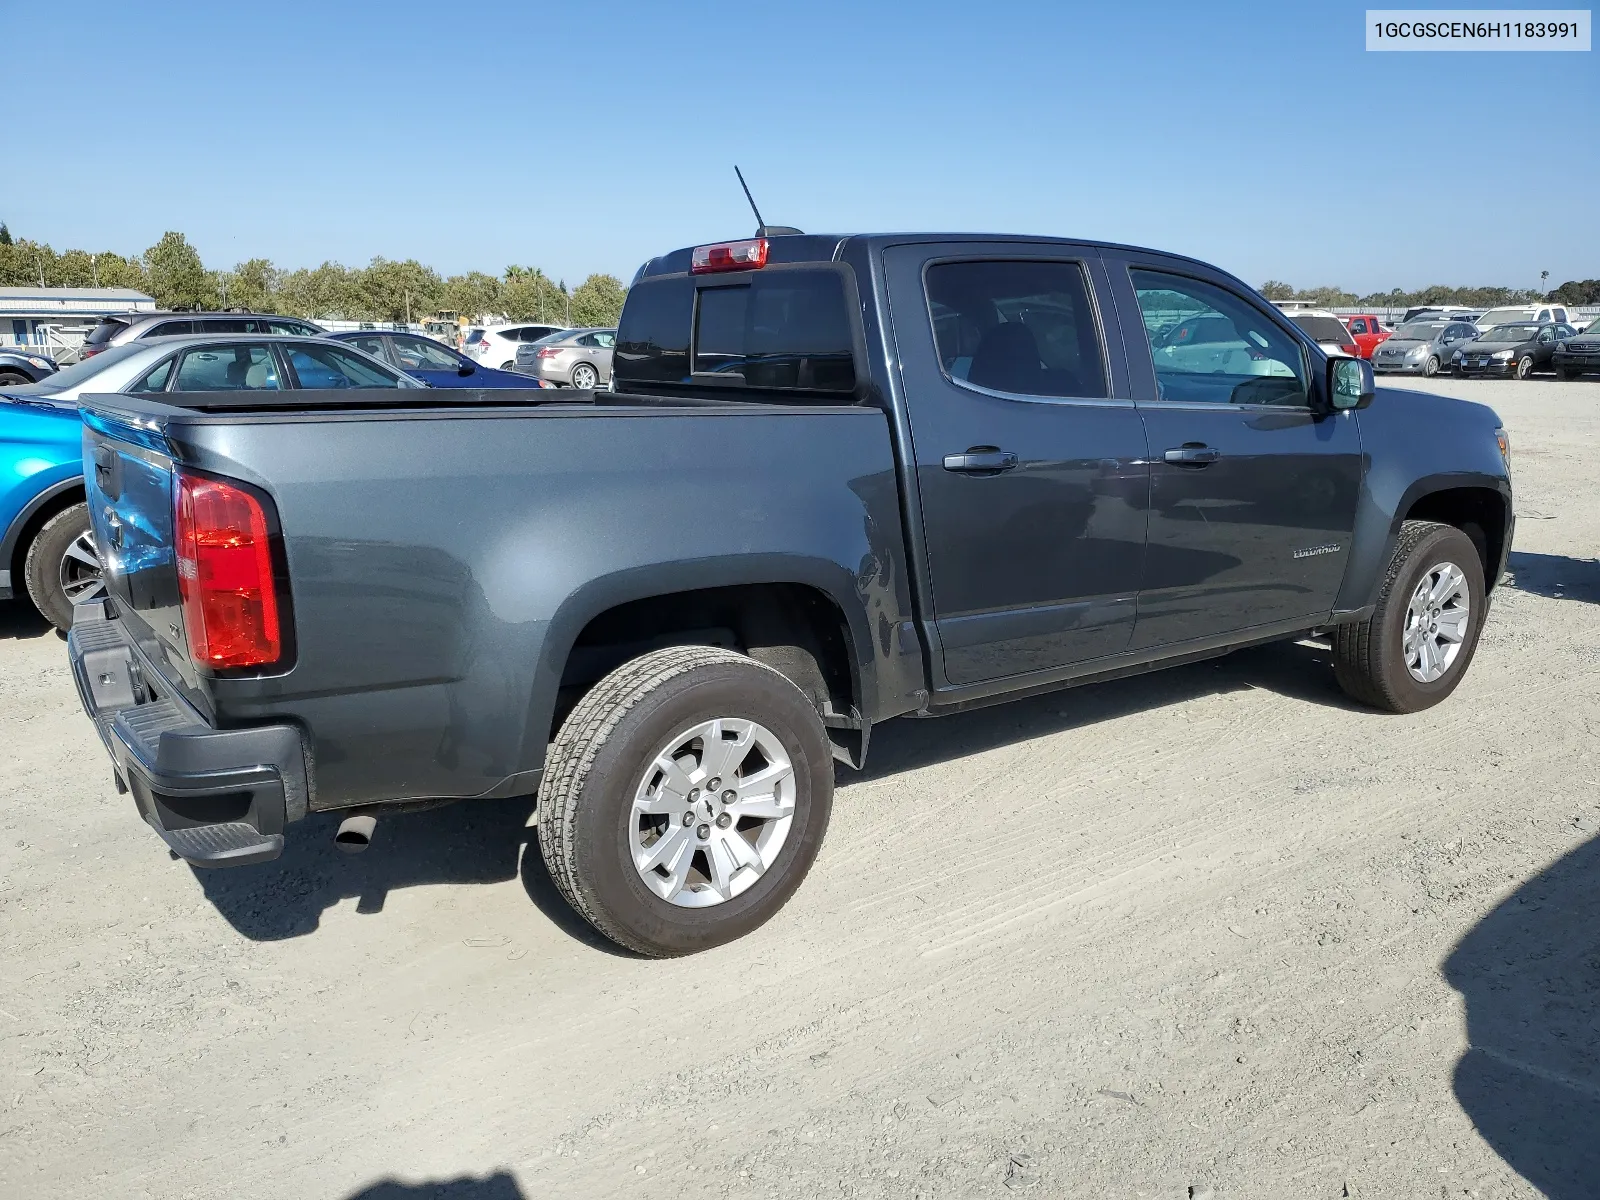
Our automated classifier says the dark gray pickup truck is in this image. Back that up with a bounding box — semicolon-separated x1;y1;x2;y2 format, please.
68;231;1513;955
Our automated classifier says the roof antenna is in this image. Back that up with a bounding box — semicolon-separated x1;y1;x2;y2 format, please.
734;166;802;237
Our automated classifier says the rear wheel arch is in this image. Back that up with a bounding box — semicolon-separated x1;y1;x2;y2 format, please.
536;576;874;769
4;478;87;595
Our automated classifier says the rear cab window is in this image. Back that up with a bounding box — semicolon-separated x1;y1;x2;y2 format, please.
616;267;860;396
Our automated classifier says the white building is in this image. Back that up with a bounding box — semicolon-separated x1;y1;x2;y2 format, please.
0;286;156;359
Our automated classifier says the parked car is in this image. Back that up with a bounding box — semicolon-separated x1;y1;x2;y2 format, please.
1286;310;1358;357
1473;304;1573;330
1342;314;1392;359
514;327;616;388
79;311;326;360
67;230;1512;957
0;335;420;630
1403;305;1476;323
1372;320;1481;376
1151;313;1296;377
0;347;59;386
326;329;531;388
1452;322;1578;379
1552;324;1600;379
463;323;567;370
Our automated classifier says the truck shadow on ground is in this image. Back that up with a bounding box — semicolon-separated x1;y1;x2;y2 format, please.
1443;830;1600;1197
194;638;1351;945
341;1173;526;1198
1504;550;1600;605
191;794;626;955
0;599;51;641
855;636;1353;782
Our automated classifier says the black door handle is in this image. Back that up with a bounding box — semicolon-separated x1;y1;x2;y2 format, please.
942;448;1018;474
1163;444;1221;467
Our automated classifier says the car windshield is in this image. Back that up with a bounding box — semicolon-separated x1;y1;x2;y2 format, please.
1484;325;1539;341
1;342;149;392
1290;315;1353;343
1392;323;1448;341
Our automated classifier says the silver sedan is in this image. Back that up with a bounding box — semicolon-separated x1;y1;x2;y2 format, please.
515;328;615;389
1371;320;1480;377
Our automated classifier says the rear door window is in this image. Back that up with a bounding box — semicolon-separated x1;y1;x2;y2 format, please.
284;343;403;388
199;318;252;334
346;335;391;361
148;320;194;337
171;344;281;391
923;260;1108;398
389;334;460;370
692;269;857;392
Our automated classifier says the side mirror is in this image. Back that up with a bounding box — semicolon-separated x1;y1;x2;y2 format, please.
458;363;475;376
1329;356;1374;411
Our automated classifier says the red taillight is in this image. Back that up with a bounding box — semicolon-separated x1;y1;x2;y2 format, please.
535;347;560;358
81;346;103;358
174;472;282;670
691;237;768;274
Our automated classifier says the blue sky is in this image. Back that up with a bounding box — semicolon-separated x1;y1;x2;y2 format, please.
10;0;1596;293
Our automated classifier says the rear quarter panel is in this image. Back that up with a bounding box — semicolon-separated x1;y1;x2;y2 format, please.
150;403;920;808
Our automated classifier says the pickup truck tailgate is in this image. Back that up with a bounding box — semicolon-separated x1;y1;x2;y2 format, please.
80;409;204;704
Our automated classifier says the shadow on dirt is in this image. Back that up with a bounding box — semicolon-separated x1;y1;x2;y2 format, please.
194;637;1354;946
1444;831;1600;1197
192;794;627;956
1504;550;1600;605
855;636;1353;782
0;598;52;641
342;1172;526;1198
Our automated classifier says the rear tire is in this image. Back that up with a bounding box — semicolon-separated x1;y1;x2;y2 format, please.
1332;521;1485;714
571;362;598;390
22;503;103;632
537;646;834;956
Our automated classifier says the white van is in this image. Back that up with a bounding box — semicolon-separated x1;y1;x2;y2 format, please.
1476;303;1571;330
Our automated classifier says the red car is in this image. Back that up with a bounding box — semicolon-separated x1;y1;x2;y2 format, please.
1343;314;1391;359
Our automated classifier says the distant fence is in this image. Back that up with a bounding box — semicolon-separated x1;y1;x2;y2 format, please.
1331;305;1600;325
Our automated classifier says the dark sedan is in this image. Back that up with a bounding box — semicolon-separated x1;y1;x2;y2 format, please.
327;330;534;388
1452;321;1577;379
0;347;59;386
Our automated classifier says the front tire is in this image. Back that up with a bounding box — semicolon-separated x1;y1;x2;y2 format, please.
0;369;31;387
1424;354;1440;377
1332;521;1486;713
23;503;104;632
1515;355;1534;379
537;646;834;956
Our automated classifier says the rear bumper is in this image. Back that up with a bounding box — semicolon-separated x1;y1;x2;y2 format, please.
68;602;309;868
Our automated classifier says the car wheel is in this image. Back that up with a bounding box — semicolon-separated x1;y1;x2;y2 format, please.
0;369;31;387
1423;355;1440;377
499;360;515;370
22;503;105;633
537;645;834;957
1515;355;1534;379
571;362;598;390
1331;520;1485;714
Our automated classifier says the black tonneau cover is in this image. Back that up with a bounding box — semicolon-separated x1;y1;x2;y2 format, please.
119;386;597;414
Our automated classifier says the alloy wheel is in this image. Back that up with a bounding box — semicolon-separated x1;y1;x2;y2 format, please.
1403;560;1470;683
630;717;796;908
58;531;105;606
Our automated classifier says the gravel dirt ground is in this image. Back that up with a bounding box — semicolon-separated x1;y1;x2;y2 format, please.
2;377;1597;1200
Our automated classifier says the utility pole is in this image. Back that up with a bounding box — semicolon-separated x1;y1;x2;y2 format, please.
405;289;411;327
34;251;45;287
91;254;99;287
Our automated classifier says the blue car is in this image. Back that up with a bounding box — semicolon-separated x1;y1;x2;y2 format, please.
326;329;538;388
0;394;101;629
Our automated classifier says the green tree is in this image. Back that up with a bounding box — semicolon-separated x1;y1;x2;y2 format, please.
569;274;628;327
144;231;217;309
1257;280;1294;301
1293;285;1358;307
1548;279;1600;305
0;223;11;246
357;257;444;323
442;271;503;322
276;261;360;320
219;258;280;312
501;266;567;323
